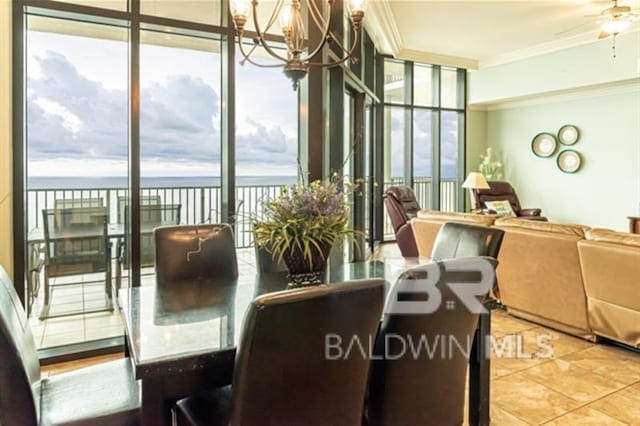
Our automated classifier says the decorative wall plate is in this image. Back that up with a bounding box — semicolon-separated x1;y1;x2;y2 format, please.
531;133;557;158
558;125;579;145
557;150;582;173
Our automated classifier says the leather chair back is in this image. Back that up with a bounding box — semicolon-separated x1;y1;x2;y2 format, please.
366;258;497;426
383;186;420;232
431;222;505;260
0;267;41;425
155;224;238;288
475;181;522;214
384;186;420;257
229;279;385;425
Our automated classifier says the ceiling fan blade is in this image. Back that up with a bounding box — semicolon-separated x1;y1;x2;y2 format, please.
555;21;596;36
598;30;611;39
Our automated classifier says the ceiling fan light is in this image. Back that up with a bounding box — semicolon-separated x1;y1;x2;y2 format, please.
601;18;631;34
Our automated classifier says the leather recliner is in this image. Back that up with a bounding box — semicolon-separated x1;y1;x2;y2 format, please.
383;186;420;257
475;181;546;220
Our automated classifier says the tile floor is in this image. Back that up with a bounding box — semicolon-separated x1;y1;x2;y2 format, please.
37;243;640;424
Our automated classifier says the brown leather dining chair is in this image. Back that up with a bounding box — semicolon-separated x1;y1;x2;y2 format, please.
431;222;505;261
0;266;140;426
173;279;386;426
383;186;420;257
154;224;238;288
365;258;498;426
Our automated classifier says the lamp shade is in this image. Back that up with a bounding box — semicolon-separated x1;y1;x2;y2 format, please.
462;172;490;189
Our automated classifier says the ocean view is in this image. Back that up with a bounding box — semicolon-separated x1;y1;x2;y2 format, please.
28;176;299;190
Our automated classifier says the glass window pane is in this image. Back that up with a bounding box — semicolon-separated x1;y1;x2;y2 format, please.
413;63;433;107
413;109;433;210
140;31;221;284
141;0;221;26
383;106;405;238
235;45;298;249
25;16;128;346
441;67;461;109
440;111;460;212
384;59;405;104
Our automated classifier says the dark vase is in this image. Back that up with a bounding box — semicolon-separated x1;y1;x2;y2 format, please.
282;241;332;286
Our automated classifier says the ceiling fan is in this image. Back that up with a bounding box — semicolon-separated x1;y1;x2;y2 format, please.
590;0;640;39
556;0;639;56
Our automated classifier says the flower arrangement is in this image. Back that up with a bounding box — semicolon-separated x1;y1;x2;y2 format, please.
253;175;357;272
478;147;503;180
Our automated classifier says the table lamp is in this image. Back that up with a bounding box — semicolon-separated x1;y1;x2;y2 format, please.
462;172;490;211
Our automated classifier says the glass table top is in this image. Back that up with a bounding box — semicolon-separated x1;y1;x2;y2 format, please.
119;259;428;378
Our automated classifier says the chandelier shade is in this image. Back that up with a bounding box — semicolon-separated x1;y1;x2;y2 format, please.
229;0;367;89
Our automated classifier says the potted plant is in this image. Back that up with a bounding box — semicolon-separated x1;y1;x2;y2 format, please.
253;175;357;285
478;147;503;180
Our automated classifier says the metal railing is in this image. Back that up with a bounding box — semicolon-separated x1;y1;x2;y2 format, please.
27;185;284;248
27;177;459;247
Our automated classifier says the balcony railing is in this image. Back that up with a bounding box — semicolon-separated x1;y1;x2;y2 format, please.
27;177;459;248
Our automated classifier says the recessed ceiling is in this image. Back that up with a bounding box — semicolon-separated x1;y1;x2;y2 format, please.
381;0;640;67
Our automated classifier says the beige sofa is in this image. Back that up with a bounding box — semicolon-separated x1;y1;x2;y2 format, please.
578;229;640;348
492;218;595;341
411;211;639;348
411;211;497;257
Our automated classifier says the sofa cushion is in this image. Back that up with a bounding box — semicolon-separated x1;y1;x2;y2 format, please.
494;217;588;237
484;200;516;217
585;228;640;248
416;210;497;226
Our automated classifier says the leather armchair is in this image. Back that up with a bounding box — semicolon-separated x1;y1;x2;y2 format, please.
475;181;545;219
383;186;420;257
0;266;140;425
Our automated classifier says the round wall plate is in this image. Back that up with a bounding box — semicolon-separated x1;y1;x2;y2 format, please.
557;150;582;173
558;125;579;145
531;132;557;158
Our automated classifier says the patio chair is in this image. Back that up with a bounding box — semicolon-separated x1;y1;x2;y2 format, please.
116;203;181;291
40;206;112;319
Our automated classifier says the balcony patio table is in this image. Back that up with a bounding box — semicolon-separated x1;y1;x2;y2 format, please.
119;259;492;426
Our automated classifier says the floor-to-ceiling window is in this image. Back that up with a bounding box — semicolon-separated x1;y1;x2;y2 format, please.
17;0;301;353
25;15;129;347
382;58;466;238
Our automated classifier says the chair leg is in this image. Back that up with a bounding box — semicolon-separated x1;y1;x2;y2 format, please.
40;271;51;320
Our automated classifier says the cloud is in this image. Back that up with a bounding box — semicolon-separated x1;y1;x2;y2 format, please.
27;50;298;175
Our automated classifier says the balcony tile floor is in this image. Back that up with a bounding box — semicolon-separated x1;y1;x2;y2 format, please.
37;243;640;425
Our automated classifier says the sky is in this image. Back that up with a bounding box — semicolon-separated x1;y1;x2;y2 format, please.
27;27;298;178
26;24;458;181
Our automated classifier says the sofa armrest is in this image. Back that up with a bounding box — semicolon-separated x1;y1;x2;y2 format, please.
519;208;542;217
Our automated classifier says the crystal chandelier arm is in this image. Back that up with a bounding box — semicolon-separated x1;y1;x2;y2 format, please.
237;35;287;68
252;0;290;62
307;26;359;67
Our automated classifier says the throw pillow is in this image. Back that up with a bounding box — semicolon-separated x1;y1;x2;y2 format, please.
484;200;516;217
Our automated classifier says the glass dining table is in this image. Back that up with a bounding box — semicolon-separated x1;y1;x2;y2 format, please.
119;259;492;426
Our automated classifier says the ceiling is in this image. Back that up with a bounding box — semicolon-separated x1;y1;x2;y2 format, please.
370;0;640;68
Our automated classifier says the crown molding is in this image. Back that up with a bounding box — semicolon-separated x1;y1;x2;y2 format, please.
363;0;401;56
470;78;640;111
396;48;479;70
478;28;640;69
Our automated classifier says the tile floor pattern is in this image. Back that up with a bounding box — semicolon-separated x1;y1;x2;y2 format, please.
35;243;640;424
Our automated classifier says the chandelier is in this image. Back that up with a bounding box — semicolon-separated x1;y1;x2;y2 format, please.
229;0;368;89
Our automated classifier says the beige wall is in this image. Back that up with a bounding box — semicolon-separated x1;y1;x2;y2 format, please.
0;0;12;279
